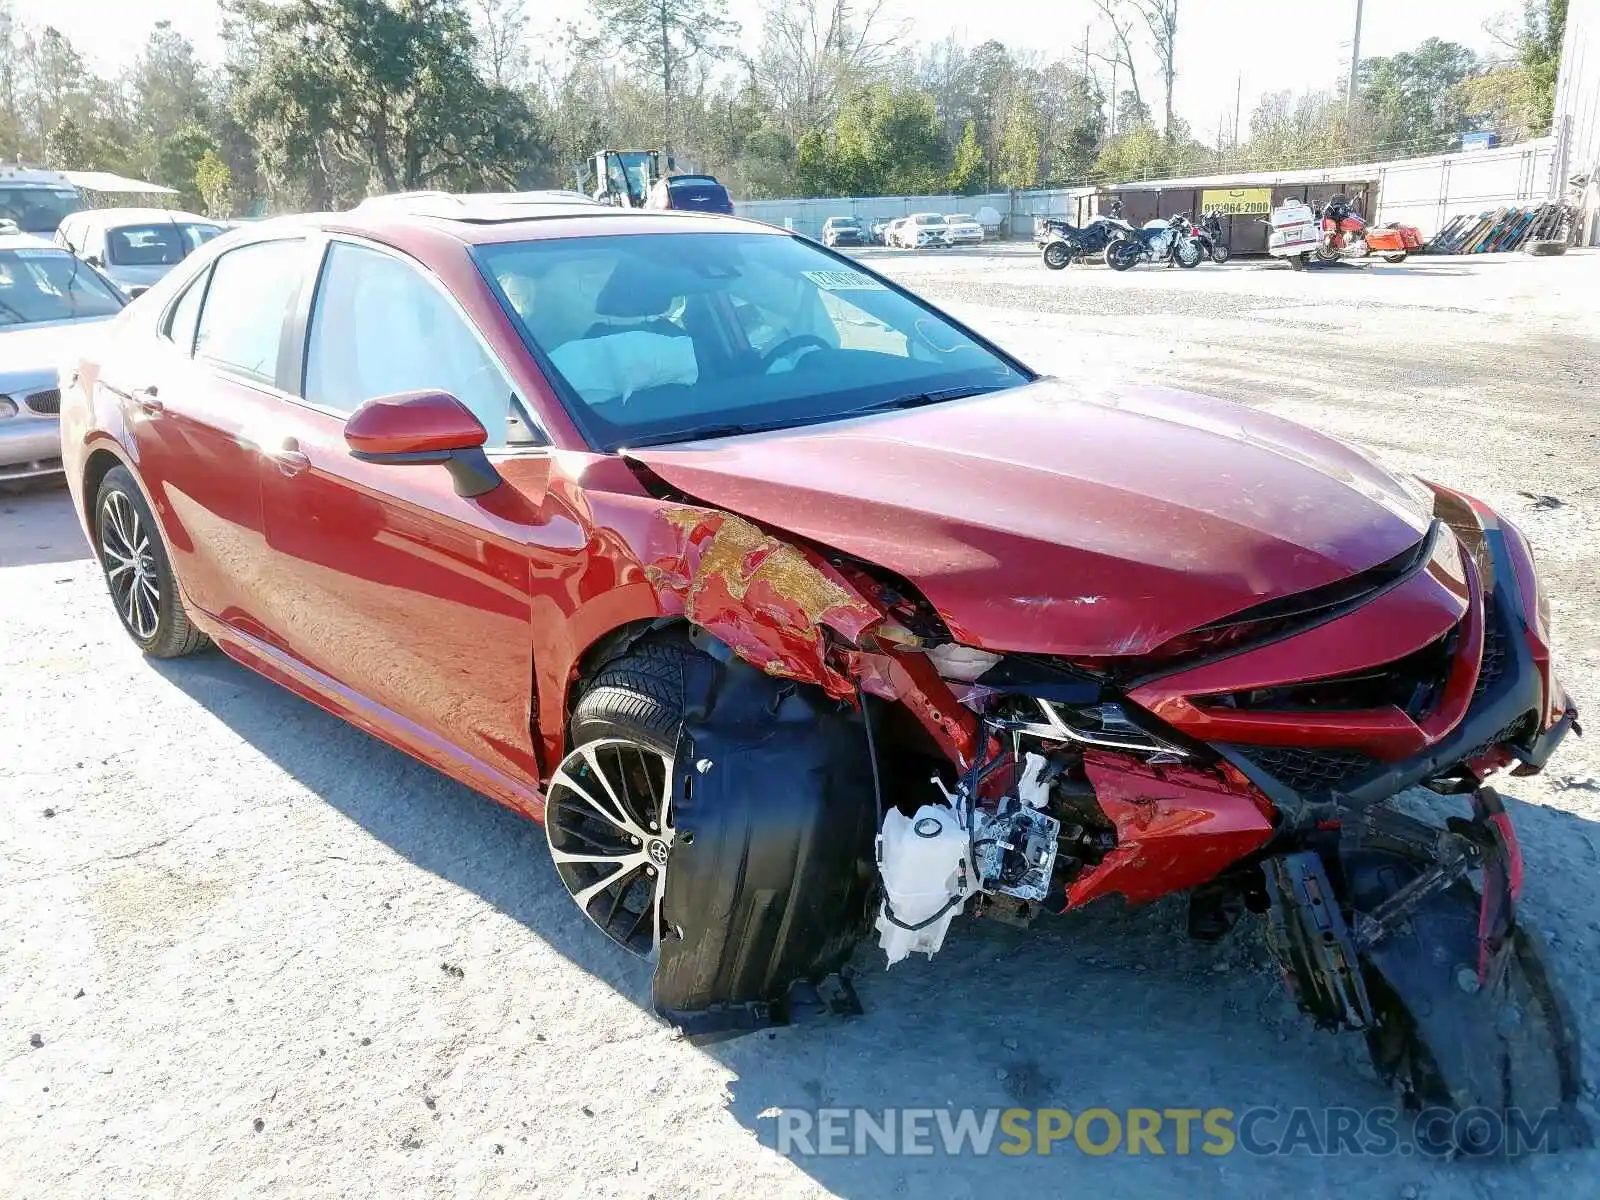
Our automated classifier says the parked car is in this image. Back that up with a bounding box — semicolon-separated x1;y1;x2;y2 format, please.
869;218;893;245
645;174;735;215
58;198;1581;1139
1;233;125;483
55;208;226;296
821;216;867;248
943;213;985;245
0;164;85;234
889;212;952;248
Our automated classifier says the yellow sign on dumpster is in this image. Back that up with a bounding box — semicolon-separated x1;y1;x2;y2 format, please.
1201;188;1273;216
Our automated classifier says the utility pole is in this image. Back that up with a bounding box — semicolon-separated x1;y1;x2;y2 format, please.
1110;58;1118;137
1234;73;1242;149
1345;0;1364;106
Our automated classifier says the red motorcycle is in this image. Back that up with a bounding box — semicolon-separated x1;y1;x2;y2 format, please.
1318;194;1422;264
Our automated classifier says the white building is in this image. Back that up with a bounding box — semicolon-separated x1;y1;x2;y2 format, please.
1555;0;1600;244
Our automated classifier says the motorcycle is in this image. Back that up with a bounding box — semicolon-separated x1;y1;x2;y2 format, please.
1106;214;1203;271
1316;194;1423;264
1038;214;1135;269
1186;209;1231;264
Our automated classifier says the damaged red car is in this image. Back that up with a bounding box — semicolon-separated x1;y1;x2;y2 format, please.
61;198;1584;1149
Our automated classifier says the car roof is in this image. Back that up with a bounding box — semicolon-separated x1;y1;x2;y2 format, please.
236;198;778;250
0;232;66;251
64;207;218;230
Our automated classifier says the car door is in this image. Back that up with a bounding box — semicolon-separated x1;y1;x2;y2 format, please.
99;237;312;639
257;235;553;792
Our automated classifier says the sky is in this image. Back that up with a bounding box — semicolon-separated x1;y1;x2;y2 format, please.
36;0;1513;146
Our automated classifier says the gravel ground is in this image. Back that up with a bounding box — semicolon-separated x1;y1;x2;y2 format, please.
4;248;1600;1199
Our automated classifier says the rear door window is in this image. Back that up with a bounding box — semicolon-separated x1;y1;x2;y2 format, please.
193;240;305;386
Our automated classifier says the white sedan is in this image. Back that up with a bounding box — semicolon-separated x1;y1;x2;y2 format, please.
943;213;985;245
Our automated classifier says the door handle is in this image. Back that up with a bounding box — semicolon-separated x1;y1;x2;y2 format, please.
267;438;311;477
131;386;163;415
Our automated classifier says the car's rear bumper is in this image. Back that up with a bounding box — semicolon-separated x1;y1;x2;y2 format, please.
0;417;63;479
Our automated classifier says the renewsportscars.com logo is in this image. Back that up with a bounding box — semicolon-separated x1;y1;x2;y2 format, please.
763;1106;1565;1158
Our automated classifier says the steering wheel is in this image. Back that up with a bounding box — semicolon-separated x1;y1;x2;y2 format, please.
759;333;831;372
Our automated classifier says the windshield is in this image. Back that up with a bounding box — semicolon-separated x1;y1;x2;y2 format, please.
0;246;124;325
947;214;975;223
831;218;860;227
477;232;1028;450
0;186;85;234
106;222;223;267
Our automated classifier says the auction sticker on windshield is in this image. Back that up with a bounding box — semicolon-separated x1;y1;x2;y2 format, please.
804;269;887;292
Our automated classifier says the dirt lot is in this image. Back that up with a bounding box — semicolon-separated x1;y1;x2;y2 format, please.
4;249;1600;1199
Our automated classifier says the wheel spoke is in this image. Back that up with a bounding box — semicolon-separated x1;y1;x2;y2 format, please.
571;854;648;911
552;761;645;840
132;582;157;638
549;846;641;867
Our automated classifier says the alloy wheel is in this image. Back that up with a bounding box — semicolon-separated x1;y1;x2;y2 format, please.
99;490;159;641
545;738;675;958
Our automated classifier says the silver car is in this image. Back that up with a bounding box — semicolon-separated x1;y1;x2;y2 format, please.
54;208;225;296
0;234;125;483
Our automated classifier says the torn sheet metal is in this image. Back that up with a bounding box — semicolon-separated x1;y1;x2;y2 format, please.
850;645;981;767
1066;750;1275;907
645;507;883;698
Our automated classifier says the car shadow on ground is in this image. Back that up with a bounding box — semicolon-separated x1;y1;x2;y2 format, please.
150;649;1595;1196
0;482;89;568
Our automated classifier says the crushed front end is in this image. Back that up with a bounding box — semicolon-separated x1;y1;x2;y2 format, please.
628;473;1583;1149
850;486;1583;1150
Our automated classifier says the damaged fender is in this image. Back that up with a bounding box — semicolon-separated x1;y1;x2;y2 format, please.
644;506;882;698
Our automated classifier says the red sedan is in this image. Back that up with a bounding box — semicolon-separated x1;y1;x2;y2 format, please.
59;197;1582;1142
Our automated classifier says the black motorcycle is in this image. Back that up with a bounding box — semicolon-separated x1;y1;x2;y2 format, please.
1186;210;1231;264
1038;213;1136;269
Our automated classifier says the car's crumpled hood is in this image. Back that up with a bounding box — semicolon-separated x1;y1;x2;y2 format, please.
625;379;1432;657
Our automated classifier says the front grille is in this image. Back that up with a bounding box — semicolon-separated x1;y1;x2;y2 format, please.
24;388;60;415
1198;628;1453;720
1236;746;1378;794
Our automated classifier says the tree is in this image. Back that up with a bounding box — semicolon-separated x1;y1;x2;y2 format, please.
195;148;233;217
995;91;1040;189
750;0;900;137
947;120;983;192
1519;0;1567;132
157;124;220;210
795;127;834;195
1360;38;1477;155
580;0;737;149
1090;0;1143;124
1095;0;1176;137
44;112;87;168
471;0;529;88
226;0;545;201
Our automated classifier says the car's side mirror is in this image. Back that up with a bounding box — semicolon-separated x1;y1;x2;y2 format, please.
127;285;149;299
85;254;102;268
343;390;501;498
